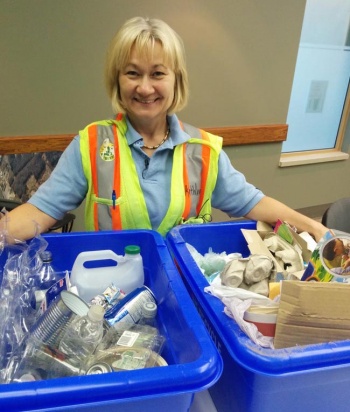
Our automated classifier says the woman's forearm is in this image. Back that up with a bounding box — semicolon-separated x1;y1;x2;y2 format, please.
0;203;57;242
245;196;328;242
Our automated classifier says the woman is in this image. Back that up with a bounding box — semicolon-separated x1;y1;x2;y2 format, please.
0;17;327;241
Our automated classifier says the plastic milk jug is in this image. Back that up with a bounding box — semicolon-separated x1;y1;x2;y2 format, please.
70;245;144;302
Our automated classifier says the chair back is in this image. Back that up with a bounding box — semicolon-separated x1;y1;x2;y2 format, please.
322;198;350;233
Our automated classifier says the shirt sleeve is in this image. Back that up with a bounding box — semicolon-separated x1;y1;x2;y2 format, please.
28;136;87;220
211;149;265;217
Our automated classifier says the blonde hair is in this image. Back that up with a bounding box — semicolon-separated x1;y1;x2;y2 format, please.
105;17;189;114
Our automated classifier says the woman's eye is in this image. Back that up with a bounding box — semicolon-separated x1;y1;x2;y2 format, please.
152;71;165;78
126;71;139;77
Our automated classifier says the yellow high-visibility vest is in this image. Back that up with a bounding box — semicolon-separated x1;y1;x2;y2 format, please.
80;114;222;236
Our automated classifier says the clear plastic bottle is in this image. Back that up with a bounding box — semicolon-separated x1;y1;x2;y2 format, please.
35;250;60;310
58;305;105;369
6;336;81;383
38;250;59;290
139;301;158;327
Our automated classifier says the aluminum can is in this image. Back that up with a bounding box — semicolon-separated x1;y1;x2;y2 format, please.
86;362;112;375
105;286;156;326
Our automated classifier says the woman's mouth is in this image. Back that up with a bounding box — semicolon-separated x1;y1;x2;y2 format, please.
135;98;159;104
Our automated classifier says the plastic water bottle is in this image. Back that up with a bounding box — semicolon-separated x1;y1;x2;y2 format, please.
70;245;144;302
38;250;58;290
58;305;105;368
139;302;158;327
35;250;60;310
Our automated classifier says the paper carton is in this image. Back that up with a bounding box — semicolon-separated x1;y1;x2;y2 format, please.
241;221;311;279
274;280;350;349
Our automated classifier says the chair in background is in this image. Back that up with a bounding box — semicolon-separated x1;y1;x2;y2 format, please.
0;198;75;233
321;198;350;233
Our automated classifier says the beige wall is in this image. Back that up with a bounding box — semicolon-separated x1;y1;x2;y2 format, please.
1;0;350;230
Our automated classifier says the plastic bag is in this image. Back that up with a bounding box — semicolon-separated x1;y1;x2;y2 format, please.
186;242;242;282
0;221;49;380
205;284;276;348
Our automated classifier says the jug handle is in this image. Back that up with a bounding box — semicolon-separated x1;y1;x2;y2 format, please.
72;250;123;270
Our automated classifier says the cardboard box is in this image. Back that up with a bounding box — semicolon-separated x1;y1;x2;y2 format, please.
274;280;350;349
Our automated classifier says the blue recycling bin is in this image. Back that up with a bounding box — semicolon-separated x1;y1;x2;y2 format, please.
167;220;350;412
0;229;223;412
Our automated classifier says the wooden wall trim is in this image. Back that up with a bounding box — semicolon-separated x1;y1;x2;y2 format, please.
0;124;287;155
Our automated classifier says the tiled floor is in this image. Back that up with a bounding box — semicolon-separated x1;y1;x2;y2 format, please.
190;390;217;412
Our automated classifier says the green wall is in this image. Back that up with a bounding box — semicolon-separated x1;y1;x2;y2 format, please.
1;0;349;230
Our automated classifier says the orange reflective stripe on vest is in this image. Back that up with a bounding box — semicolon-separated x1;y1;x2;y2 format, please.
196;129;211;215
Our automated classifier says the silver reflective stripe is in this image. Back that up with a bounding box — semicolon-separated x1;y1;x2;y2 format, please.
182;123;205;217
184;144;203;217
95;124;115;230
182;122;202;139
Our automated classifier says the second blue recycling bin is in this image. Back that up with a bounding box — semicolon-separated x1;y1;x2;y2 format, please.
167;220;350;412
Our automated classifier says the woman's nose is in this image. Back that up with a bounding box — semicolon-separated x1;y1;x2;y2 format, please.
137;76;154;93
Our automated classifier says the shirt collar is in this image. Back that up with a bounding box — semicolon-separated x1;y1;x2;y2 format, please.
124;114;191;148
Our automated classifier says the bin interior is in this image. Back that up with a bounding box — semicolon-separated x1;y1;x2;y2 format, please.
166;221;350;376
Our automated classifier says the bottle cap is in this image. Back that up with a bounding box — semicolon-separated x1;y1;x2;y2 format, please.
88;305;105;321
142;301;157;318
124;245;141;255
39;250;53;262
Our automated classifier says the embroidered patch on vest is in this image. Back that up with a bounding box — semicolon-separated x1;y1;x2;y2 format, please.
99;138;115;161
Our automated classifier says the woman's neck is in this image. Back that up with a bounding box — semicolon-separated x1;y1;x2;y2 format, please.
127;114;168;140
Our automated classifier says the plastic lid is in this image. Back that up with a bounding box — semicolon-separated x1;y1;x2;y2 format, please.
39;250;53;262
124;245;140;255
19;373;37;382
142;301;157;318
88;304;105;321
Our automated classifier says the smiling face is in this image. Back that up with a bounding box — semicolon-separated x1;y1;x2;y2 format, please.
118;41;175;126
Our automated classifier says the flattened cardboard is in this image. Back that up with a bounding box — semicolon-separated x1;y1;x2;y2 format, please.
274;281;350;349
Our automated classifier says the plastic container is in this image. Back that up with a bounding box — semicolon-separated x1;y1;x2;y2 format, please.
59;305;105;369
243;305;278;337
35;250;63;309
0;229;222;411
139;302;158;327
70;245;144;302
38;250;58;289
166;221;350;412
